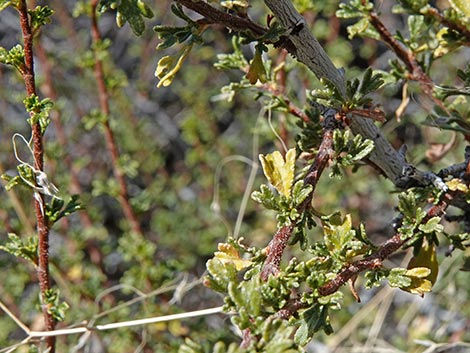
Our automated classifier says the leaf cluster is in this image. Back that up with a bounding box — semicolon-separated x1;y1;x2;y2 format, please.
28;5;54;33
154;4;201;49
45;195;84;224
42;288;69;322
99;0;153;36
0;44;25;73
329;129;374;178
0;233;38;265
23;94;53;134
310;68;384;111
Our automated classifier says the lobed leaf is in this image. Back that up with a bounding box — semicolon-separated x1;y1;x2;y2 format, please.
259;148;296;198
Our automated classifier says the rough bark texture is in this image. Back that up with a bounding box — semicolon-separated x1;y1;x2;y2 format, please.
263;0;405;183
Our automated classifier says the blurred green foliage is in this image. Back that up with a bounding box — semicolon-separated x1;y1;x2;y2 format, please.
0;0;469;352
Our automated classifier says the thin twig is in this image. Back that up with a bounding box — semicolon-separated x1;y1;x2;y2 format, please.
175;0;266;36
90;0;143;236
368;12;446;110
28;306;224;337
0;300;30;334
425;7;470;43
16;1;56;351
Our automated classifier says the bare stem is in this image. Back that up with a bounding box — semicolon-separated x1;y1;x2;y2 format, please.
90;0;143;236
368;12;446;111
16;1;56;351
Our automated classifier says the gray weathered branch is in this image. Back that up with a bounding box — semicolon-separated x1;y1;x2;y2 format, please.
263;0;406;183
175;0;445;188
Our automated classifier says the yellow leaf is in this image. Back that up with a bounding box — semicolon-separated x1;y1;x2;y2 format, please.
259;148;296;197
446;178;469;192
168;320;189;336
155;45;193;88
404;278;432;296
221;0;249;9
214;243;252;271
449;0;470;18
405;267;431;278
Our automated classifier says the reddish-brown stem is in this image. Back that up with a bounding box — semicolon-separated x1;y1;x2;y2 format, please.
261;224;295;280
368;12;446;110
426;7;470;43
318;192;452;296
369;13;416;74
90;0;143;236
260;111;340;280
275;297;307;319
302;115;337;191
17;1;56;351
175;0;266;36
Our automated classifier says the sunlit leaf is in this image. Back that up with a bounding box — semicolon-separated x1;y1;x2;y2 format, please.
449;0;470;18
221;0;249;9
259;148;296;197
155;45;193;87
214;243;252;271
418;217;444;234
446;178;469;192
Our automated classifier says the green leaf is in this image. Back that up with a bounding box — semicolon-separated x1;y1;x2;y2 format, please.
28;5;54;31
12;164;37;191
349;134;375;162
336;0;373;19
23;95;54;134
45;195;84;224
292;180;313;206
322;213;366;262
0;44;25;73
246;45;267;84
251;184;279;210
215;36;248;70
358;68;384;97
0;233;38;265
154;4;201;49
99;0;153;36
42;288;69;322
331;130;374;172
0;0;17;12
346;18;371;39
398;191;425;222
418;216;444;234
294;304;332;345
205;257;238;293
259;148;296;197
2;174;22;191
387;268;412;288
